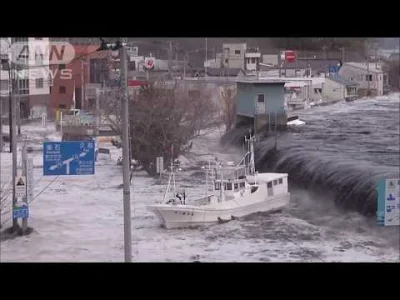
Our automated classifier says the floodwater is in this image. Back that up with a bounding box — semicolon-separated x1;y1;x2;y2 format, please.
221;94;400;257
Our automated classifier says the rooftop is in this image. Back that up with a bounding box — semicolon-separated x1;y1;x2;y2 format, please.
344;62;385;73
328;75;359;86
236;78;286;84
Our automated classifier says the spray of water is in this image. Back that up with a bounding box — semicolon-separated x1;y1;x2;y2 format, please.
222;94;400;217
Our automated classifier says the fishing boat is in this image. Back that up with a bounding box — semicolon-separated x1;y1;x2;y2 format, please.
147;134;290;229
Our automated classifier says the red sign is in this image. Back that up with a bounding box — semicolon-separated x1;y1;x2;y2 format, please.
285;50;296;63
128;80;146;87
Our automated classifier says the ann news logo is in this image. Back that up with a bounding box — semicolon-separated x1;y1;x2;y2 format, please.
10;41;75;67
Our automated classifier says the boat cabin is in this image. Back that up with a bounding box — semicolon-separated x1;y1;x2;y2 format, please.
214;178;246;193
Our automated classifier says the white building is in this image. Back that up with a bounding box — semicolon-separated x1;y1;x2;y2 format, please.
0;37;51;118
219;43;247;69
245;49;261;71
323;76;358;101
338;62;387;97
27;37;51;118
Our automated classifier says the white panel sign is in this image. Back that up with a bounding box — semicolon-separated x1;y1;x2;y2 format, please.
156;156;164;174
384;178;400;226
15;175;27;198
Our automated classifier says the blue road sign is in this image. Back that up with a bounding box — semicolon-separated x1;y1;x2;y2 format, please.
13;204;29;219
43;141;95;176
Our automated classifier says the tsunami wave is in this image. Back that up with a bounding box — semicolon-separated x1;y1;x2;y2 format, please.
221;94;400;216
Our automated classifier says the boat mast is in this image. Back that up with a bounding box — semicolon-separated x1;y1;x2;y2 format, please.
219;163;225;202
249;135;256;175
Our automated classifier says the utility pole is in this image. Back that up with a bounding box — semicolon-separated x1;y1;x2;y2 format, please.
8;63;13;153
95;88;100;135
341;47;345;63
205;37;208;77
16;72;21;136
21;144;28;233
0;88;2;153
168;41;172;78
11;69;18;231
81;59;85;110
120;42;132;263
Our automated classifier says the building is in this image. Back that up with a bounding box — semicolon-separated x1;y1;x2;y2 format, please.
189;67;246;78
244;48;262;72
219;43;247;69
261;58;342;78
323;76;359;101
50;45;111;117
235;79;287;133
27;37;51;118
0;37;51;119
205;44;261;72
338;62;388;96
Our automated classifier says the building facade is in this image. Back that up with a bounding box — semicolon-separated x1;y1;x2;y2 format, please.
0;37;51;119
235;80;287;132
324;76;359;101
338;62;387;96
49;45;111;117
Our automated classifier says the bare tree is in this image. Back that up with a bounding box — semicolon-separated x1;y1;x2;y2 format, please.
220;84;237;132
100;80;218;175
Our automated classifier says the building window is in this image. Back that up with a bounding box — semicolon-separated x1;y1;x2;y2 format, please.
59;86;66;94
365;74;372;81
89;58;109;84
59;64;66;70
278;178;283;184
59;104;67;109
35;38;43;40
257;94;265;103
225;59;229;64
314;88;322;94
235;50;240;55
251;57;256;63
12;37;28;43
17;79;29;94
273;180;278;186
35;78;44;89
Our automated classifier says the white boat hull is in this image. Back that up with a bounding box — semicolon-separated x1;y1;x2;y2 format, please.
147;191;290;229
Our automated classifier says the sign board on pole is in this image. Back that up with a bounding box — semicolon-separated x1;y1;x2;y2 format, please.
156;156;164;174
377;178;400;226
15;175;27;198
27;157;34;201
43;141;95;176
285;50;296;63
13;203;29;219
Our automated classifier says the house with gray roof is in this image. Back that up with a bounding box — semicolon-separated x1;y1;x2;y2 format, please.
324;75;359;101
338;62;388;97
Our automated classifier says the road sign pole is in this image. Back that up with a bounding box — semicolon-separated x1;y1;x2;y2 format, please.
21;144;28;233
120;43;132;262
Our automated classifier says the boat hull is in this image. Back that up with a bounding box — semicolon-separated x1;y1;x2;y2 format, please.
147;193;290;229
